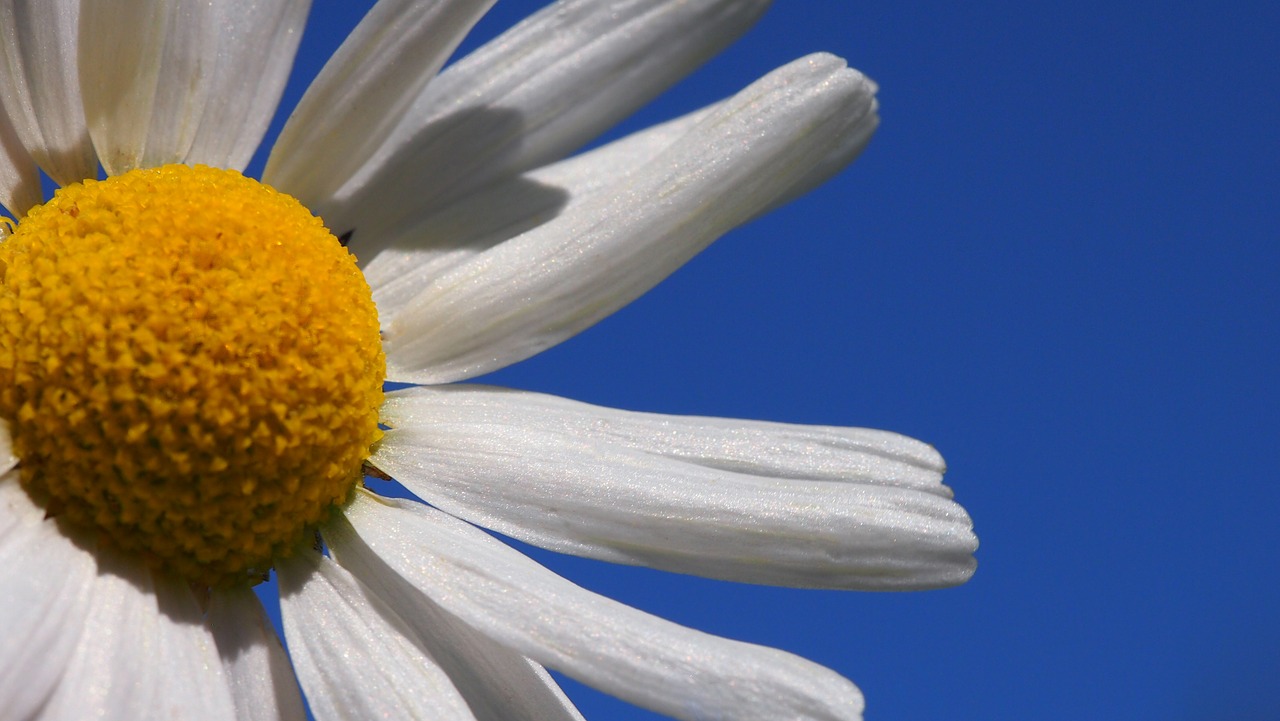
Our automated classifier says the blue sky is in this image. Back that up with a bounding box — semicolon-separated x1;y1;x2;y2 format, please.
254;2;1279;719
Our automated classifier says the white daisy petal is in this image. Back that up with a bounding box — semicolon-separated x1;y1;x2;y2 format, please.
0;0;97;186
277;546;479;721
362;85;865;312
0;475;95;720
0;99;39;218
40;547;164;719
208;587;307;721
326;514;586;721
383;54;879;383
182;0;313;171
338;490;867;721
263;0;498;205
79;0;219;174
151;575;238;719
312;0;771;249
373;385;977;590
362;103;718;316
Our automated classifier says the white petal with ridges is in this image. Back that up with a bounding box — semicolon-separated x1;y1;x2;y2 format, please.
79;0;219;174
363;104;717;316
362;83;869;313
373;385;977;590
182;0;313;171
340;490;867;721
326;512;585;721
151;575;237;719
317;0;770;251
264;0;497;206
39;547;163;719
277;547;479;721
383;54;878;382
0;99;39;217
208;587;307;721
0;0;97;186
0;475;95;719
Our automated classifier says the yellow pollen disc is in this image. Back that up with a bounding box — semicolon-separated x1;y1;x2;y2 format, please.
0;164;385;587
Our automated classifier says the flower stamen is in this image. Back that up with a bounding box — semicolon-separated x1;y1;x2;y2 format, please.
0;164;385;587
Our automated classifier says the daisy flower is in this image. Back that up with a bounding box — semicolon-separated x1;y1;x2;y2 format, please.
0;1;978;719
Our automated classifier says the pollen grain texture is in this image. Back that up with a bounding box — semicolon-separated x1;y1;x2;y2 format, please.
0;164;385;587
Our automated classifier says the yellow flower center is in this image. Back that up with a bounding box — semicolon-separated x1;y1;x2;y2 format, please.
0;165;385;587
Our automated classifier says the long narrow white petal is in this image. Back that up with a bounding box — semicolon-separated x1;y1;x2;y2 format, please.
151;575;238;719
277;546;479;721
208;587;307;721
363;86;864;314
0;98;40;217
312;0;770;249
79;0;218;174
338;490;867;721
264;0;496;204
373;385;977;590
182;0;313;171
362;104;717;316
383;54;878;382
0;0;97;186
0;475;95;719
326;510;585;721
40;547;164;719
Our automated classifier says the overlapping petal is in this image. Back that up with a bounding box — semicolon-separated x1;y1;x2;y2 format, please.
39;546;236;719
336;491;867;721
0;0;97;186
0;103;38;217
383;53;878;383
326;520;586;721
373;385;976;590
181;0;313;171
361;103;718;317
208;587;307;721
79;0;219;174
151;575;239;719
264;0;498;206
277;547;480;721
0;475;96;720
305;0;771;250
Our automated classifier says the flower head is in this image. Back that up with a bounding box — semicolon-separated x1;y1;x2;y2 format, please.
0;1;977;720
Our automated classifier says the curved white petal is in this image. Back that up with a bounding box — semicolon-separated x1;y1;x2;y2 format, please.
182;0;313;171
0;98;40;218
383;54;879;382
363;103;718;317
151;574;238;719
79;0;219;174
363;84;866;318
314;0;771;252
373;385;977;590
325;509;585;721
264;0;497;206
39;548;163;719
277;546;479;721
208;587;306;721
0;475;96;720
337;490;867;721
0;0;97;186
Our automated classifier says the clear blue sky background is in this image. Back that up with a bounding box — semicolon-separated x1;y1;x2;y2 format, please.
250;2;1279;719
